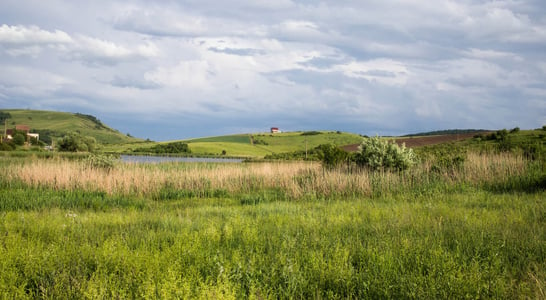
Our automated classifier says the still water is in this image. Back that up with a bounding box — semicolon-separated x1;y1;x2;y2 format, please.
120;155;244;163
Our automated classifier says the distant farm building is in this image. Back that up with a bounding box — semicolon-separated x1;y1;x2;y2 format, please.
16;125;30;133
271;127;279;133
4;124;39;142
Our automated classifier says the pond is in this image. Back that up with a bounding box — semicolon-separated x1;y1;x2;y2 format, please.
120;155;245;164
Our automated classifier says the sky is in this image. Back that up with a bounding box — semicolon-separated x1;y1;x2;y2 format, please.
1;0;545;141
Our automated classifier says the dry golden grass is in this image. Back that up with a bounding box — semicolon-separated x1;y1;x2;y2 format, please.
6;151;529;199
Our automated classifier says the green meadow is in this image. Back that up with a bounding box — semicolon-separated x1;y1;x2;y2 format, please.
102;131;364;158
0;145;544;298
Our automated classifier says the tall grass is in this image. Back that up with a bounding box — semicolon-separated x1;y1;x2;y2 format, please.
4;152;532;201
0;192;544;298
0;151;544;298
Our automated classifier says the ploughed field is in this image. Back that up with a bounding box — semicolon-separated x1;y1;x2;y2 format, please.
0;152;544;299
343;133;483;152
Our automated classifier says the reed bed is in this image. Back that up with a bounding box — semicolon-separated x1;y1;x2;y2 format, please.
5;151;530;200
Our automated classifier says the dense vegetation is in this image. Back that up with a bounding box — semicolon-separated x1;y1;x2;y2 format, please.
57;132;97;152
132;141;191;154
0;129;544;298
403;129;489;137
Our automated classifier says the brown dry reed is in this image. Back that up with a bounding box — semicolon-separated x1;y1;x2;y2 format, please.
6;152;528;199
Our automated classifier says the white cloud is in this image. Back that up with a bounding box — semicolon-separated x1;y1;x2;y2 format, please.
0;23;158;64
0;24;72;45
68;35;157;65
0;24;72;57
1;0;545;139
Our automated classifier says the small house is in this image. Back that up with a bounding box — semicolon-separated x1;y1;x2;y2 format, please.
271;127;279;133
4;125;39;143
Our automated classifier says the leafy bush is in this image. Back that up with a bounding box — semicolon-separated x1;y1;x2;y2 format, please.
425;148;466;173
354;137;416;171
12;132;26;146
485;129;508;141
253;139;268;145
0;141;15;151
57;133;97;152
510;127;520;134
316;144;348;169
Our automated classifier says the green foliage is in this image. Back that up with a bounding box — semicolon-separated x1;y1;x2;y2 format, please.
403;129;489;137
57;132;97;152
84;154;118;172
75;113;110;131
510;127;520;134
301;131;322;136
425;147;467;173
354;136;416;171
316;143;348;169
134;141;191;154
32;129;61;145
12;132;26;146
485;129;509;141
0;141;15;151
0;111;11;123
252;138;268;145
0;187;543;298
0;153;544;298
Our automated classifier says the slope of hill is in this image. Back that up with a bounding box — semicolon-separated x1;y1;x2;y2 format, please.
0;109;140;144
402;129;489;137
180;131;365;157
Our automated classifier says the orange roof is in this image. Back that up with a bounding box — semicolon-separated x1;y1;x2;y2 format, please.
15;125;30;132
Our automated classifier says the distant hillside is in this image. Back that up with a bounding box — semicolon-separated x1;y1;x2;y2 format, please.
106;131;366;158
0;109;140;145
183;131;365;157
402;129;489;137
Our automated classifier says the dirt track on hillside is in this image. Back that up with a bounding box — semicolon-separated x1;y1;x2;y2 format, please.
342;132;481;152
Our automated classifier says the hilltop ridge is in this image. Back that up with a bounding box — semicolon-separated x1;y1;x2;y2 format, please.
0;109;141;145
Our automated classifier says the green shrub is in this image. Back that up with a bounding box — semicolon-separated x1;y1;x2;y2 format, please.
57;132;97;152
316;144;348;169
354;137;416;171
12;132;26;146
0;142;15;151
84;154;117;172
510;127;520;134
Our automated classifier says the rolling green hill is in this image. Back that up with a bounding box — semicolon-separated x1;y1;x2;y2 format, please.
104;131;365;158
0;109;140;145
180;131;365;157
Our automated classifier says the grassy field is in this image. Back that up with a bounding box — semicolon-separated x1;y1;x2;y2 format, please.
182;131;364;158
1;109;140;144
102;131;365;158
0;147;544;298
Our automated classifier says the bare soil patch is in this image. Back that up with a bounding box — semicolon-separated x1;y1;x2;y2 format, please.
342;132;482;152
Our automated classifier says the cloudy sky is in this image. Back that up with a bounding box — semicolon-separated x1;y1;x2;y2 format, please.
1;0;545;141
